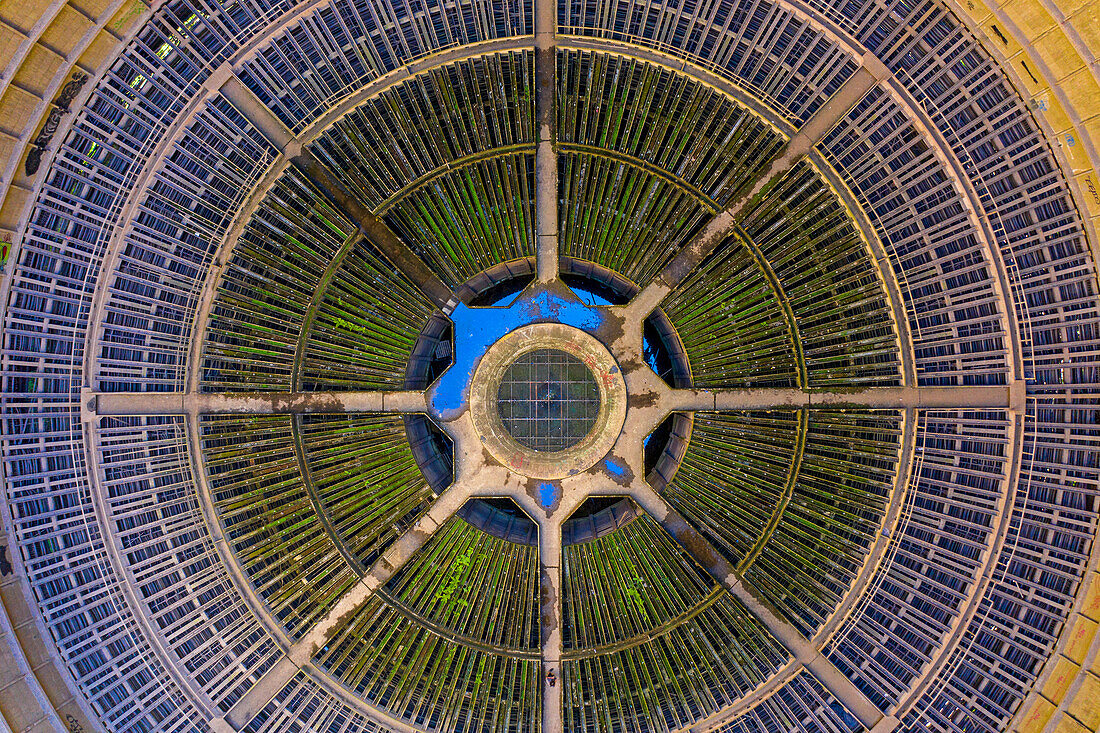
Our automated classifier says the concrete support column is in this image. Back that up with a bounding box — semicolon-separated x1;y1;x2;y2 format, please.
664;385;1021;412
219;74;456;312
289;151;457;311
222;471;478;729
89;390;428;416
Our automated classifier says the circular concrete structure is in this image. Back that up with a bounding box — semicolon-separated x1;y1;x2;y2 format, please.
470;323;627;479
1;0;1100;730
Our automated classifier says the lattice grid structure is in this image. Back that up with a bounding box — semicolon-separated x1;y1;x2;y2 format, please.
0;0;1097;731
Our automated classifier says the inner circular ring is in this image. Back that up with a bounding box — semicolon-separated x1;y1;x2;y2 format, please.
470;323;628;479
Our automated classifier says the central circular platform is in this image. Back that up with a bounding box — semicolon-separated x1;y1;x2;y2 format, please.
497;348;601;452
471;323;627;479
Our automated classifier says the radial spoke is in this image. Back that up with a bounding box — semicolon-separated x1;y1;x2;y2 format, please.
534;0;558;282
220;73;456;311
538;517;563;731
503;482;612;731
89;390;428;415
665;384;1022;411
218;474;474;728
290;476;472;657
218;71;297;151
626;480;887;730
289;151;457;310
629;66;882;316
221;416;506;725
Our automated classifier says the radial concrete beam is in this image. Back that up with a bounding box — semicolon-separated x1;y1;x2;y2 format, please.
223;473;478;729
88;390;428;416
218;70;297;151
289;151;458;311
287;475;471;665
627;482;886;730
219;73;457;312
221;413;502;731
596;379;1019;481
89;384;1018;419
731;575;891;732
538;516;563;731
629;65;881;314
666;384;1022;412
503;475;632;732
222;656;298;730
534;0;558;282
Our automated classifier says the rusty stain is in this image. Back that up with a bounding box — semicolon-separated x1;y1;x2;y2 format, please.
629;390;660;409
610;466;634;488
618;355;645;374
267;392;343;412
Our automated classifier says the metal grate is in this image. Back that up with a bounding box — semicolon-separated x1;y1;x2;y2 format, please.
497;349;600;452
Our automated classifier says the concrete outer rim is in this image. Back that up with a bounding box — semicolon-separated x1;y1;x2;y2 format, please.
470;323;628;480
0;7;174;725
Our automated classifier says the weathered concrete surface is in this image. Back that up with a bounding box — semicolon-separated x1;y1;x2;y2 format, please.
290;151;457;311
224;656;298;729
289;473;475;664
667;385;1021;411
187;272;907;732
90;390;427;415
195;61;912;733
220;73;296;150
468;323;627;479
219;76;457;312
628;482;885;730
534;0;558;283
90;384;1016;419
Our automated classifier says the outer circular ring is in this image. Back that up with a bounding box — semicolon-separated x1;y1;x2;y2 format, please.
470;323;628;479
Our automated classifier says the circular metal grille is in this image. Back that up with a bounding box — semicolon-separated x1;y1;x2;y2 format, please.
497;349;601;452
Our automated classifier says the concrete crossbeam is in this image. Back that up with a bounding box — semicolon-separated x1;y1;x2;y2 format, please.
88;390;427;416
627;482;886;730
288;475;471;663
289;151;457;311
219;74;456;312
538;518;563;732
224;474;477;729
89;385;1018;418
667;384;1022;412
